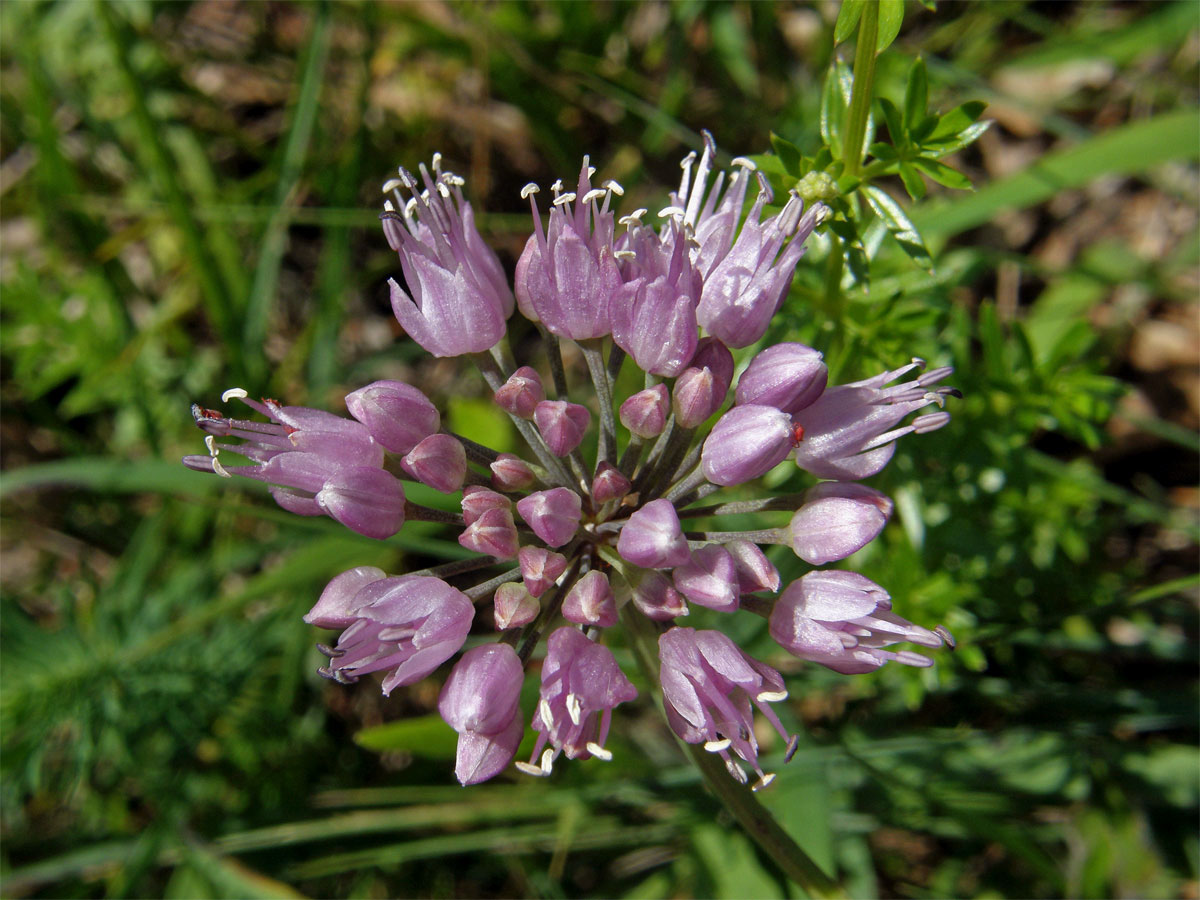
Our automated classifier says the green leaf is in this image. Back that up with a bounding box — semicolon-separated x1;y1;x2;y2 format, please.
878;97;906;145
862;184;933;270
898;161;926;201
911;156;973;190
355;714;458;757
769;132;803;177
904;58;928;127
915;108;1200;238
875;0;904;53
833;0;864;45
926;100;988;143
819;59;854;154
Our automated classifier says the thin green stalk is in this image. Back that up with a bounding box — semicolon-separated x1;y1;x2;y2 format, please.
541;327;571;398
689;528;782;545
679;494;808;518
581;341;616;468
464;567;522;601
842;1;879;177
620;609;846;899
403;503;463;526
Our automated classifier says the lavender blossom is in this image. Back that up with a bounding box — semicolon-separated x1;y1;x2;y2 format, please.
186;134;956;790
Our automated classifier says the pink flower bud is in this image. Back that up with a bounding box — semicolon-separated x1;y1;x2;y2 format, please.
402;433;467;493
672;544;739;612
725;540;780;594
630;571;689;621
617;498;691;569
673;366;717;429
735;342;827;414
701;404;795;486
315;467;406;539
533;400;591;457
592;462;631;503
490;453;536;491
461;486;511;526
458;506;520;559
562;570;617;627
493;583;540;630
519;546;569;598
345;380;440;454
619;384;670;438
438;644;525;784
516;487;582;548
784;482;892;564
690;337;735;400
493;366;545;419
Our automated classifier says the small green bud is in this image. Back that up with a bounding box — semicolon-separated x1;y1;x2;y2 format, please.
797;171;839;205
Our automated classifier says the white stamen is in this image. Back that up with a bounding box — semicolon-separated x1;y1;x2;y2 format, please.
382;178;404;194
618;208;647;226
565;693;583;726
540;749;555;774
431;151;443;172
731;156;757;170
756;690;788;703
221;387;248;402
204;435;218;456
442;173;465;187
435;182;451;198
515;761;548;777
586;165;596;178
552;192;576;207
538;699;554;727
551;179;564;193
582;188;607;204
614;250;637;260
383;199;396;213
679;150;697;169
405;197;419;217
657;205;685;218
911;356;927;369
704;738;732;752
211;457;232;478
752;773;777;792
586;742;612;761
520;183;540;199
605;179;624;196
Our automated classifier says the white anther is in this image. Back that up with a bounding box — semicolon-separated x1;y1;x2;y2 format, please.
582;188;608;204
538;699;554;728
586;165;596;178
731;156;757;170
383;199;396;213
382;178;404;194
614;250;637;260
221;387;248;402
618;210;646;227
551;178;564;193
405;197;419;217
586;742;613;761
435;182;451;198
540;748;555;774
704;738;732;752
925;391;947;409
756;690;788;703
442;173;465;187
657;205;686;218
605;179;624;196
515;761;548;777
431;151;443;172
679;150;697;169
552;192;576;207
520;183;540;199
565;693;583;726
752;773;777;792
911;356;927;369
211;457;232;478
204;435;218;456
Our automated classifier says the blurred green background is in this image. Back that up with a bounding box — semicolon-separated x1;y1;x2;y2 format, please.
1;1;1197;897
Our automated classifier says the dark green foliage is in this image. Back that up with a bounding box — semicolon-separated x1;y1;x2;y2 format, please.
1;1;1195;897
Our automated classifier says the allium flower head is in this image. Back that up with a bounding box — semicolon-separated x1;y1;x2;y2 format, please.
185;137;957;789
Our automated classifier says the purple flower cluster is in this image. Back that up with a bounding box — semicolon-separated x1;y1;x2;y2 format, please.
185;135;957;790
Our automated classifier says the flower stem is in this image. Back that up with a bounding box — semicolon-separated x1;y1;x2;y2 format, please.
678;493;808;518
403;502;464;526
620;608;847;900
581;340;616;468
688;528;782;545
464;567;523;601
842;1;879;177
540;326;571;399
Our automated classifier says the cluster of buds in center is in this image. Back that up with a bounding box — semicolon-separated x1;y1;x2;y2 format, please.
184;134;957;789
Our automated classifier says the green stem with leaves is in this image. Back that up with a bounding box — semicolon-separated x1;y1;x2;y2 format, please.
842;1;879;177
